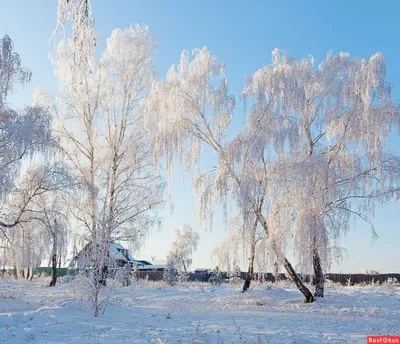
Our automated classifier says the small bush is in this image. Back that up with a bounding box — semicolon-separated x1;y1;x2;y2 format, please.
385;277;399;285
228;276;241;284
178;270;189;283
163;259;178;286
209;267;223;285
131;264;139;280
59;275;75;284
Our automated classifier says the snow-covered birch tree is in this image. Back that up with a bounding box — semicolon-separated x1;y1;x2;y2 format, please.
2;161;73;280
98;27;164;248
212;230;243;275
52;24;164;248
0;35;52;233
242;49;400;298
169;225;199;272
52;1;164;314
146;47;316;301
211;217;267;291
27;188;70;287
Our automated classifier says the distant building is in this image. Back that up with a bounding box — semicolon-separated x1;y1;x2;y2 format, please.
72;241;135;269
72;242;165;272
135;259;165;272
135;260;152;266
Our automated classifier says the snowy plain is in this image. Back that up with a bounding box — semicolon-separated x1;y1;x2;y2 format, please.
0;277;399;344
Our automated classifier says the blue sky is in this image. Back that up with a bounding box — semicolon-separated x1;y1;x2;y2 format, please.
1;1;400;273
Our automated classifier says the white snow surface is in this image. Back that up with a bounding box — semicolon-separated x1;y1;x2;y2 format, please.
0;278;399;343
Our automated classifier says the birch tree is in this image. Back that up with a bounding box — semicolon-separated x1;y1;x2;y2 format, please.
99;27;164;248
2;161;72;280
212;230;242;275
0;222;46;279
31;195;69;287
170;225;199;272
146;47;316;301
212;217;266;291
52;24;163;248
0;35;52;233
52;3;164;313
242;49;400;298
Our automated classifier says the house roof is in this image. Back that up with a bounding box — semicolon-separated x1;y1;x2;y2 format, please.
109;242;135;263
138;264;165;270
74;241;136;265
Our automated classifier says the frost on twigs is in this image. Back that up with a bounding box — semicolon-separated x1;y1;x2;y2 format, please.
146;47;235;186
169;225;199;272
145;43;400;300
53;0;95;47
51;2;165;314
0;35;53;226
242;49;400;273
163;257;178;286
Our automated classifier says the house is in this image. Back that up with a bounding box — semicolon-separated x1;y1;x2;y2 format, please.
72;241;166;273
71;241;136;269
135;260;152;266
134;259;165;272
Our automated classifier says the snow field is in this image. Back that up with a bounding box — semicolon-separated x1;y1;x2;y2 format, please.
1;278;400;343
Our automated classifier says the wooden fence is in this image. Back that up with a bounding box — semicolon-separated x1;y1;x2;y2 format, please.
1;267;69;278
134;271;400;285
2;268;398;285
324;273;400;285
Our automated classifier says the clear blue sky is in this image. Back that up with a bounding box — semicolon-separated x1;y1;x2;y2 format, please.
1;1;400;273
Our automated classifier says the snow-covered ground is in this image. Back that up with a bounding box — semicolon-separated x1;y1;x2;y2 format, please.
0;277;399;343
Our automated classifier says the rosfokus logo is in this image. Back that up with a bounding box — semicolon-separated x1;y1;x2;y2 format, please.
367;337;400;343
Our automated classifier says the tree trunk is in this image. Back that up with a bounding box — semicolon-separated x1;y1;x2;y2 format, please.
254;207;315;302
97;264;107;287
312;238;324;297
49;224;58;287
283;258;315;303
49;253;57;287
181;255;187;272
243;218;258;292
273;261;279;282
93;288;100;317
242;263;254;292
12;265;17;279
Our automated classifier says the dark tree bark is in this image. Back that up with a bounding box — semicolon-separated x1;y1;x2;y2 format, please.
243;218;258;292
312;237;324;297
98;265;107;286
284;258;315;303
49;252;57;287
12;265;17;279
242;275;251;292
49;221;58;287
254;207;315;302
